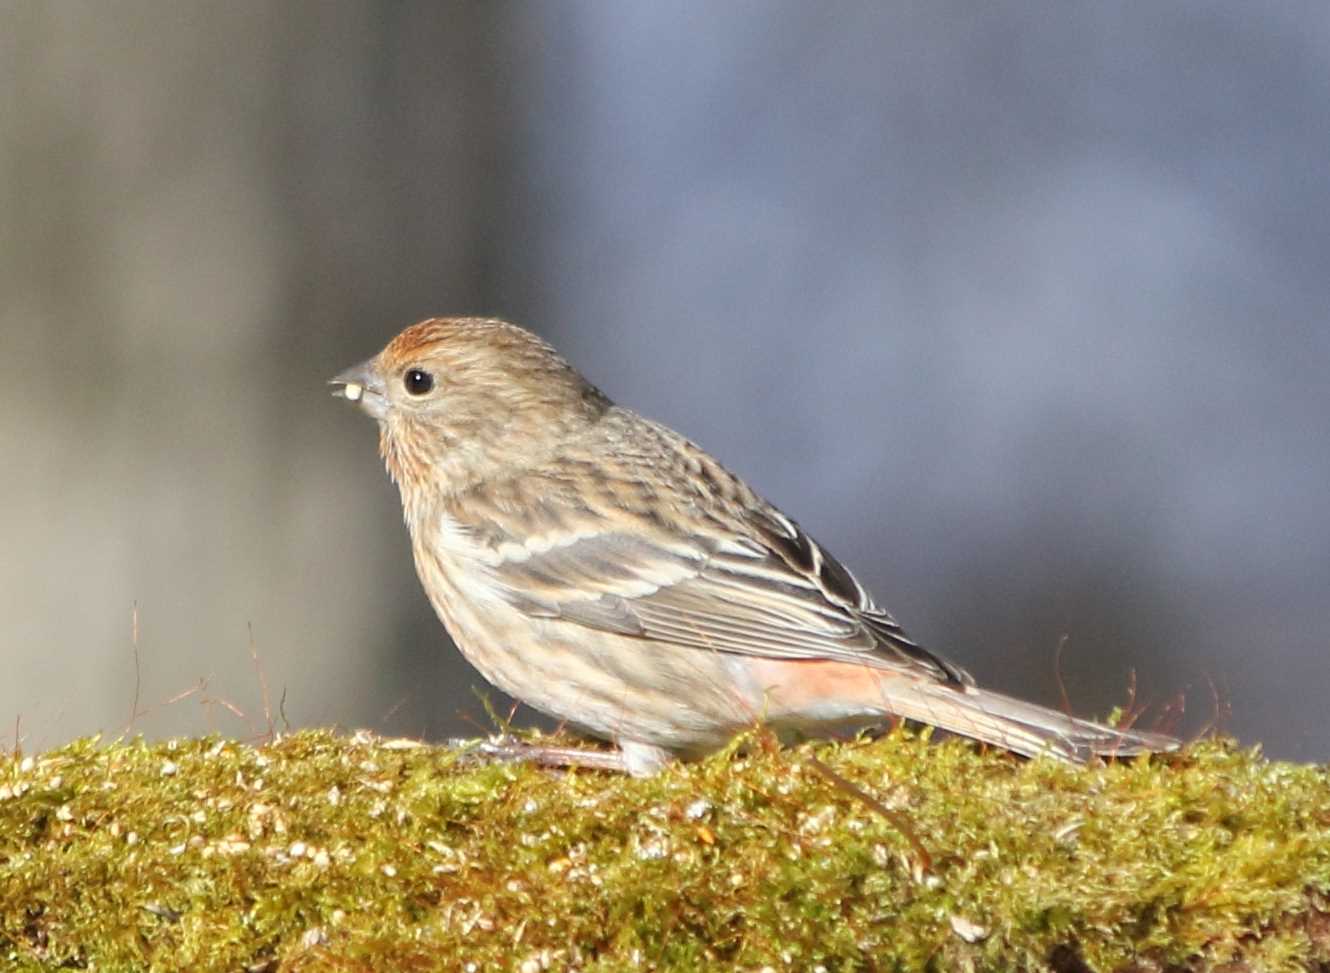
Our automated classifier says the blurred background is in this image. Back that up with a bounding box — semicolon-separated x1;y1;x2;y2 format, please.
3;3;1327;762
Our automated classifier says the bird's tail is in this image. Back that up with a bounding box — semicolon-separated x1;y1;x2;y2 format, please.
872;678;1179;763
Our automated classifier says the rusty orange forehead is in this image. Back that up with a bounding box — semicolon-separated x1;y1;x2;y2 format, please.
379;317;465;365
378;317;563;371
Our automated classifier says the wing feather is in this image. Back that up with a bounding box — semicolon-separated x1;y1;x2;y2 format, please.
458;487;970;685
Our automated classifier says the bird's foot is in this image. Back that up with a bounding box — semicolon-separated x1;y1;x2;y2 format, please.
448;735;671;777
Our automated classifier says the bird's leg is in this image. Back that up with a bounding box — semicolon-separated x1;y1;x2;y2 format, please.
449;735;671;776
617;738;674;776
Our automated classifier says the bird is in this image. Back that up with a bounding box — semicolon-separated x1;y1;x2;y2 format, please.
331;317;1179;775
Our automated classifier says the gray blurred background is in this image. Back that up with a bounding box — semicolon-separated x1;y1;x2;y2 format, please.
3;3;1327;762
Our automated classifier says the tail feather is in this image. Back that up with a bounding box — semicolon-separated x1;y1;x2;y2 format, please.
875;680;1179;763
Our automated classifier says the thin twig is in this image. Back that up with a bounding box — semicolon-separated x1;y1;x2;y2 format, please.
1195;672;1230;743
380;694;412;725
165;680;203;706
1053;633;1073;718
804;755;932;874
1116;668;1142;732
248;622;274;740
125;601;143;735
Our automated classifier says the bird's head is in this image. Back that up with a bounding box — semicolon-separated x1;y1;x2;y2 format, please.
331;317;610;497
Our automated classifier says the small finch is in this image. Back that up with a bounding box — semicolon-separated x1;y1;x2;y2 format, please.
332;317;1177;775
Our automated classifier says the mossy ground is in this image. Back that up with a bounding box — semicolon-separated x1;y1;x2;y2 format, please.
1;727;1327;972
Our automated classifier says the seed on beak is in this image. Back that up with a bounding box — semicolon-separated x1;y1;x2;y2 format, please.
343;383;364;402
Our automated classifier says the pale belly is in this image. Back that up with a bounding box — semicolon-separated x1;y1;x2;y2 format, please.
410;537;761;751
409;532;892;755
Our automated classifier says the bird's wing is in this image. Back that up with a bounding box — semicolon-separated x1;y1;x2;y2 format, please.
450;476;971;686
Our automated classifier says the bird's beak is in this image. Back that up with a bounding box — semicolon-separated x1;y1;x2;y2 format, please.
329;358;389;420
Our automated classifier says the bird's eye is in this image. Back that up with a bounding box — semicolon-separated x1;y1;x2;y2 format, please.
403;368;435;396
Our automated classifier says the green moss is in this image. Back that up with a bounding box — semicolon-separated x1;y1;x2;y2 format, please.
1;728;1327;971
